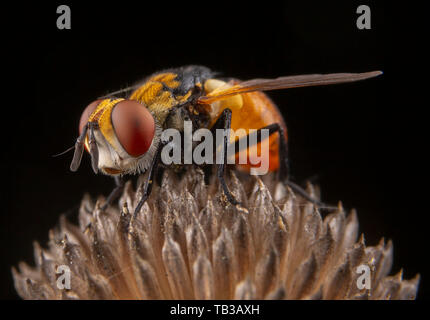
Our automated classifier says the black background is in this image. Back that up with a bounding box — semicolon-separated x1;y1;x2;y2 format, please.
1;1;428;301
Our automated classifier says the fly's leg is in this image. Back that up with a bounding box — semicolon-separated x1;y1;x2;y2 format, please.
211;108;240;205
233;123;337;210
101;176;125;211
133;142;164;218
234;123;289;181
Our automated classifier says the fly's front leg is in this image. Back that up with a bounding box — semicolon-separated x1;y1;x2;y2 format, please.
133;142;164;218
211;108;240;206
101;176;125;211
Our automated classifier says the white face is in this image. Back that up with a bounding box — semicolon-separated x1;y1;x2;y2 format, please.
93;129;127;175
93;123;162;176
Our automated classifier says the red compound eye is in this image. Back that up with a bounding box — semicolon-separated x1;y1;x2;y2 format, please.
111;100;155;157
79;100;102;134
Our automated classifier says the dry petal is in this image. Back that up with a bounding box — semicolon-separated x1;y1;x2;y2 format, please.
12;168;419;300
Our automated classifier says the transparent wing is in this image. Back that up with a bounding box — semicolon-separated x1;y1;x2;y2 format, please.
198;71;382;104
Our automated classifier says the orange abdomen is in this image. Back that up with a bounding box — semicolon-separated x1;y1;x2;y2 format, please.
230;91;287;172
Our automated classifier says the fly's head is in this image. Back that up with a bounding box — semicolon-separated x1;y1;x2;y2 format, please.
70;98;161;176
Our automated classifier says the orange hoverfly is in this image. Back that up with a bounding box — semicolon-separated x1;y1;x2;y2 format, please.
70;65;381;216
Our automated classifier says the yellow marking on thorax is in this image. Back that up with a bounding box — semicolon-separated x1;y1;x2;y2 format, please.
176;90;192;103
130;72;181;103
129;72;195;125
151;73;180;88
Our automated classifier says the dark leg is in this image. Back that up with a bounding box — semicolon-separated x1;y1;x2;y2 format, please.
101;176;125;211
155;166;165;187
211;108;240;205
284;180;337;210
234;123;289;181
202;163;213;185
133;143;164;217
233;123;336;210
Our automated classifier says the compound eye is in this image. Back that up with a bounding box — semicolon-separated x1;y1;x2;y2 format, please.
111;100;155;157
79;100;102;134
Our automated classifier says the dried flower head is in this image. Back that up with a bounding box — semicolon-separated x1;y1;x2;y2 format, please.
12;168;419;299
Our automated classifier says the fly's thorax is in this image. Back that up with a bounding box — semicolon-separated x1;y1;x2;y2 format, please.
129;72;190;120
128;68;213;126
